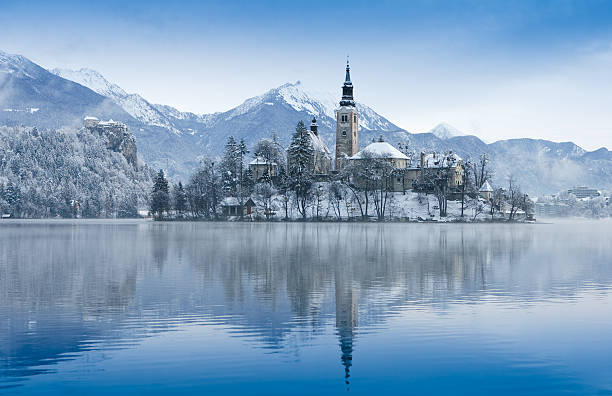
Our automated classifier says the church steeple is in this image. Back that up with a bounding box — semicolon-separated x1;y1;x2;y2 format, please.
345;58;351;84
310;117;318;135
335;59;359;171
340;58;355;107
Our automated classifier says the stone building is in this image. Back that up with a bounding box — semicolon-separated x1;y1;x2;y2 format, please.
335;60;359;171
406;151;464;190
350;139;409;191
249;157;278;181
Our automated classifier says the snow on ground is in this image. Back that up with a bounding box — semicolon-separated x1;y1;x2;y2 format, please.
245;186;487;222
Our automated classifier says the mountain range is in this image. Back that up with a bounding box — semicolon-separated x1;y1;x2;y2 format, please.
2;49;612;195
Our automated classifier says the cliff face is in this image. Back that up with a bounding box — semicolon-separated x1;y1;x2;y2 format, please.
85;121;138;168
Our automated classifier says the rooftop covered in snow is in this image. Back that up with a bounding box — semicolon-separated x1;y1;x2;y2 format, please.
351;142;408;160
479;180;493;192
308;130;331;155
249;156;277;166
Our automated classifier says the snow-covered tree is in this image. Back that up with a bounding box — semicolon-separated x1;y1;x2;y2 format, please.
186;158;221;219
150;169;170;219
287;121;314;219
173;182;187;217
0;126;152;218
253;137;286;174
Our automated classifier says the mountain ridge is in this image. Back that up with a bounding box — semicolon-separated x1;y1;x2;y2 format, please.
2;50;611;194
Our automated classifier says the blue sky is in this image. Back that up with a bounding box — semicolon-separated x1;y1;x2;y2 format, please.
2;0;612;149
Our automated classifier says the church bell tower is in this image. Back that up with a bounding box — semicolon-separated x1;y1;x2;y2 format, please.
335;60;359;171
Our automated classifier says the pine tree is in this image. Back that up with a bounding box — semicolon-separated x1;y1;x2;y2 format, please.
220;136;239;197
287;121;314;218
150;169;170;219
174;182;187;216
2;182;21;216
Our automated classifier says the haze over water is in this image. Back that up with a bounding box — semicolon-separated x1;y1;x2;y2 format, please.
1;220;612;395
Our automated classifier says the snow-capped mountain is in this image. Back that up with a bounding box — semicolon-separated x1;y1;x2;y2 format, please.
51;68;404;169
3;50;612;193
0;50;131;129
51;67;183;134
429;123;465;140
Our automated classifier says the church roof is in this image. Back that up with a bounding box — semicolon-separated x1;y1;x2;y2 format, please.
249;156;277;166
308;131;331;155
351;142;408;160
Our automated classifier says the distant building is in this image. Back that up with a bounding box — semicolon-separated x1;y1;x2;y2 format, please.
568;186;600;199
249;157;277;181
536;202;570;217
479;180;494;200
84;116;99;128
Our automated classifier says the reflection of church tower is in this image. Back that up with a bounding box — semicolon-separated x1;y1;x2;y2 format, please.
335;59;359;171
335;270;358;386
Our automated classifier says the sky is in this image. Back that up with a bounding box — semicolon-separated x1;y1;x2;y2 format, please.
2;0;612;149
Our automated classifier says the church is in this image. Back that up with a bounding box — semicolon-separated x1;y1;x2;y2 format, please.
289;60;464;191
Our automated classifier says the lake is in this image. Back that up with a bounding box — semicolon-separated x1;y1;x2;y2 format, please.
1;220;612;395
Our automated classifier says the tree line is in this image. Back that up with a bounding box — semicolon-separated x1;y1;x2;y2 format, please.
150;121;534;221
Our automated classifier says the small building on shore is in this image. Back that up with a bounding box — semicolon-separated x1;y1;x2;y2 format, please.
220;197;256;217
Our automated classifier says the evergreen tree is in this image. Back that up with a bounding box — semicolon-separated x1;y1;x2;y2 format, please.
220;136;239;197
220;136;249;212
287;121;314;218
2;182;21;217
174;182;187;216
150;169;170;219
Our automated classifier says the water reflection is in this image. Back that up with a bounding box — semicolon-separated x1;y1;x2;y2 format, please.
1;220;612;393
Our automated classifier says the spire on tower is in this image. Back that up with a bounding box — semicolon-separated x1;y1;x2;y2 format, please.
340;58;355;107
345;56;351;84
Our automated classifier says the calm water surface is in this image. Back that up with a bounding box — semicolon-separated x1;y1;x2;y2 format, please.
1;220;612;395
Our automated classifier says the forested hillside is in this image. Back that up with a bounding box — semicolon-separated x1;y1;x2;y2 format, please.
0;126;153;218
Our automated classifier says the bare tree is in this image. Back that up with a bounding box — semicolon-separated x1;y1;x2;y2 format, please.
254;182;276;220
470;197;485;221
506;175;524;221
490;188;504;220
472;153;492;189
328;180;345;220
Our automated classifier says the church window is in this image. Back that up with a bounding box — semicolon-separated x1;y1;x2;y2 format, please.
342;130;347;136
354;115;357;123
